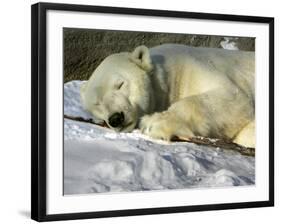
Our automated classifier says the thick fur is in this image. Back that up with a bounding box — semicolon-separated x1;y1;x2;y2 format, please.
81;44;255;147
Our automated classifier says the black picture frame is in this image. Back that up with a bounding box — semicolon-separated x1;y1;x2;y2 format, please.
31;2;274;222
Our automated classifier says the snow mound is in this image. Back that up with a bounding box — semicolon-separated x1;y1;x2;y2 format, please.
220;37;239;50
64;81;255;195
64;81;103;123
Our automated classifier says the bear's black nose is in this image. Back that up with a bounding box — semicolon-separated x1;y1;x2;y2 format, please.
108;112;125;128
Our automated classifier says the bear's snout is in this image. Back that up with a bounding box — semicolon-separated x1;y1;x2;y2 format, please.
108;112;125;128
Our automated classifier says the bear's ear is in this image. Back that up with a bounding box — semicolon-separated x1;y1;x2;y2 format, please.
130;45;153;72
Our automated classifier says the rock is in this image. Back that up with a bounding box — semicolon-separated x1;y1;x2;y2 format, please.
64;28;255;82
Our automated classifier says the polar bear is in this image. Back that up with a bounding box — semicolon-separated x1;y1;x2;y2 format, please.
80;44;255;148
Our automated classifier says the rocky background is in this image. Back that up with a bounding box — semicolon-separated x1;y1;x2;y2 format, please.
63;28;255;82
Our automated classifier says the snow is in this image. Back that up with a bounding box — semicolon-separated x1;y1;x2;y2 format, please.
64;81;255;195
220;37;239;50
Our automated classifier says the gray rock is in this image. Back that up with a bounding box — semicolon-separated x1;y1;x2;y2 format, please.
64;28;255;82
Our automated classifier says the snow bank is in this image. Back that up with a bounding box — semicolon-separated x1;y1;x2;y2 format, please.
64;81;255;195
220;37;239;50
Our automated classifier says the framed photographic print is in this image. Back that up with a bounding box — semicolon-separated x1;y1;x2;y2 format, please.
31;2;274;222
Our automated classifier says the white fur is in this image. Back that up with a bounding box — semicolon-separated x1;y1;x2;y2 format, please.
81;44;255;147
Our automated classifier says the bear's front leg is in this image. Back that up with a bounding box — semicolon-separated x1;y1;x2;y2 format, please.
139;110;195;141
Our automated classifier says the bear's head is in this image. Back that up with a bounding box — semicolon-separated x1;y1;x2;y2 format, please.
80;45;155;132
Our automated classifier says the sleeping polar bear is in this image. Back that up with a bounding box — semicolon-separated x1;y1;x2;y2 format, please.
80;44;255;148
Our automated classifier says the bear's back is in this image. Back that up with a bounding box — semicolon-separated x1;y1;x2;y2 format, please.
149;44;255;104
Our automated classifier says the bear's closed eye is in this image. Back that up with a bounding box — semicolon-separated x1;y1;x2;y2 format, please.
117;81;124;90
